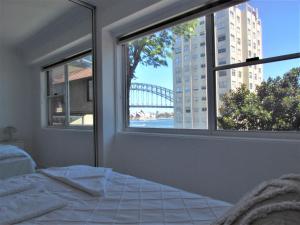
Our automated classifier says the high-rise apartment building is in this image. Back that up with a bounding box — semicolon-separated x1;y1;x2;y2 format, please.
173;3;263;129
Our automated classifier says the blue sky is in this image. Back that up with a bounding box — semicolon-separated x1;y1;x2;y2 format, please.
133;0;300;90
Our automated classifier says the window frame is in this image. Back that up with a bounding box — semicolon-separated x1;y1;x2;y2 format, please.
43;50;93;130
118;0;300;139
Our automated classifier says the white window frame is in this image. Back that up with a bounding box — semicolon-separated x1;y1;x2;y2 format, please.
116;0;300;140
43;51;93;130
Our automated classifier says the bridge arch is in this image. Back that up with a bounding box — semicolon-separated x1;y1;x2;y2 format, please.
130;83;174;108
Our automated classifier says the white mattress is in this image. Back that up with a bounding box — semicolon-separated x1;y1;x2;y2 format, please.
9;171;232;225
0;145;36;180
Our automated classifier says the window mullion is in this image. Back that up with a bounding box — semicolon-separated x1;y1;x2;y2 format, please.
206;14;216;133
64;64;70;127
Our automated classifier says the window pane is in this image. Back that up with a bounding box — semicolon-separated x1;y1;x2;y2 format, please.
48;96;65;126
126;17;208;129
47;66;66;126
216;58;300;131
68;55;93;126
48;66;65;96
214;0;300;66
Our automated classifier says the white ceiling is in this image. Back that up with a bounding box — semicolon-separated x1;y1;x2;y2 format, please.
0;0;86;47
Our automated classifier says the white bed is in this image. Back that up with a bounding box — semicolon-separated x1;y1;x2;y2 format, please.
0;166;232;225
0;145;36;180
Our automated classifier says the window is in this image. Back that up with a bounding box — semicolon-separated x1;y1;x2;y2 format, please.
218;35;226;42
218;48;226;53
46;53;93;127
219;71;226;77
121;0;300;134
218;60;226;65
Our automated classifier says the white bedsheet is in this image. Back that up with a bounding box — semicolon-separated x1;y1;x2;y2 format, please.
5;170;232;225
0;145;36;179
0;191;66;225
0;179;32;197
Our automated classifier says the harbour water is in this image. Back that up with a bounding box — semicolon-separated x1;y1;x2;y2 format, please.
130;118;174;128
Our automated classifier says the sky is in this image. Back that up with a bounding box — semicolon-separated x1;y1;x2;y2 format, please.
133;0;300;90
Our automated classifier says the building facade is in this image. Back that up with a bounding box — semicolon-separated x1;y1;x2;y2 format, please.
173;3;263;129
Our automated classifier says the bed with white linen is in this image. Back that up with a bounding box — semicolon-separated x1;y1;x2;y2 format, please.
0;165;232;225
0;144;36;180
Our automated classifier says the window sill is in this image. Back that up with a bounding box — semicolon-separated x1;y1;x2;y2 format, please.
120;127;300;143
42;126;93;133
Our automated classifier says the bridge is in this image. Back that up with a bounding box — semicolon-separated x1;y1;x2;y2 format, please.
130;83;174;108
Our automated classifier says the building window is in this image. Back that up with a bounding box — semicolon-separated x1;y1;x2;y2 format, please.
218;35;226;42
200;42;205;46
45;52;93;127
218;48;226;53
219;60;226;65
219;71;226;77
175;47;181;54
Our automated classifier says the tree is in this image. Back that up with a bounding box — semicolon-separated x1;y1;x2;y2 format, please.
218;84;271;130
126;20;198;84
218;67;300;131
257;67;300;130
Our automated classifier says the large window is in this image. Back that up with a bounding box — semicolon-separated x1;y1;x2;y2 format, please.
46;53;93;128
121;0;300;133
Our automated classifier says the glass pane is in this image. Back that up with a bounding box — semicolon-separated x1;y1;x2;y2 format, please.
68;55;93;126
214;0;300;66
48;66;65;96
216;58;300;131
47;65;66;126
126;17;208;129
48;96;65;126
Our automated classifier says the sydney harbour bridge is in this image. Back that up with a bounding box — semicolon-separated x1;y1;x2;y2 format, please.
130;83;174;108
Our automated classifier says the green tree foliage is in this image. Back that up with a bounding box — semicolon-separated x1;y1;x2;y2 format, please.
257;67;300;130
218;67;300;131
218;84;271;130
126;20;198;87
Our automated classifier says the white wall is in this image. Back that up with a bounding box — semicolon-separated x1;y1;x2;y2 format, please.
95;0;300;203
109;133;300;203
0;44;34;152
